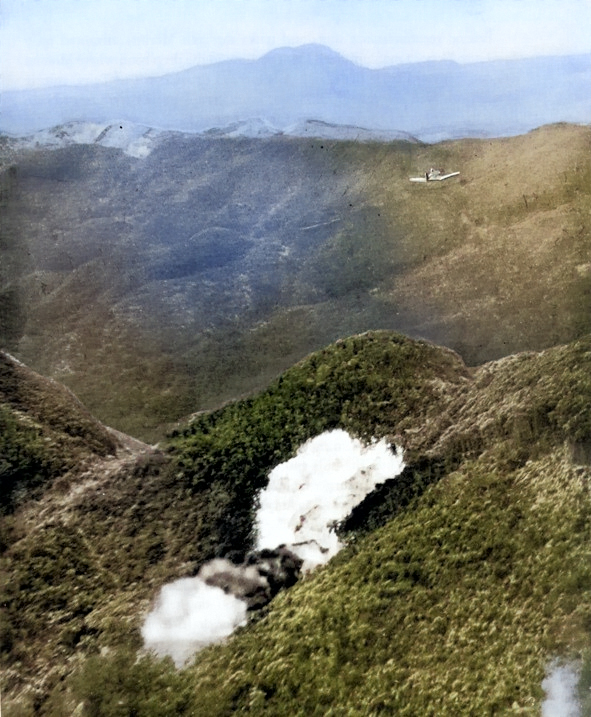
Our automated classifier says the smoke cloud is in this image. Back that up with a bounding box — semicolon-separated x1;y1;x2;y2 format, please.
542;662;581;717
256;429;404;569
199;547;303;610
142;429;404;665
141;576;248;667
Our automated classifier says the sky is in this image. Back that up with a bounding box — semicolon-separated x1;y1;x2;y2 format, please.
1;0;590;91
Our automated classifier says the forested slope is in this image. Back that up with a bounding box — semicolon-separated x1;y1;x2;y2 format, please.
2;331;591;715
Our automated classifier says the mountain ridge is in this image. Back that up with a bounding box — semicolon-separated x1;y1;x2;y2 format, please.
3;117;420;154
1;44;589;140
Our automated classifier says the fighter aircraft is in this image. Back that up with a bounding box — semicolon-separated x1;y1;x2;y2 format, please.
409;168;460;183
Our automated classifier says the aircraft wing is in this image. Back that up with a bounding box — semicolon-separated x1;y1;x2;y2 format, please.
409;171;460;183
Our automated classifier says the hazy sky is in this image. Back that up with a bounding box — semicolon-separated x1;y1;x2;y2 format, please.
1;0;590;90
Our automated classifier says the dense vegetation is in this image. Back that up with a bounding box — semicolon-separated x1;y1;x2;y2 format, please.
165;332;468;555
0;403;60;512
0;332;467;710
3;330;591;715
81;445;588;717
63;440;591;715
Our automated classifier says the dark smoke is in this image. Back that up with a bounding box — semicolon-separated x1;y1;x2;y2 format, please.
199;545;303;610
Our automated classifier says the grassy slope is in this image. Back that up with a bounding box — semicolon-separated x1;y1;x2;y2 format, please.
236;124;591;372
179;448;589;717
173;338;591;717
378;124;591;361
0;350;119;511
3;331;591;715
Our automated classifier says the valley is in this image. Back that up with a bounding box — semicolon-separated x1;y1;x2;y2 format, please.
1;122;591;439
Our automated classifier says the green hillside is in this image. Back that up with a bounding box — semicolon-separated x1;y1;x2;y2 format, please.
159;444;589;717
2;331;591;715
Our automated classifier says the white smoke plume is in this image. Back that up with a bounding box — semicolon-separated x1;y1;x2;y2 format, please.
542;662;581;717
141;576;248;667
256;429;405;569
142;429;404;665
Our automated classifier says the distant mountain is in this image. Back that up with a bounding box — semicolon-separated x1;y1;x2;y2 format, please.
1;44;589;140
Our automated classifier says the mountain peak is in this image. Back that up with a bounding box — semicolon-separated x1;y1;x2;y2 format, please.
260;44;352;64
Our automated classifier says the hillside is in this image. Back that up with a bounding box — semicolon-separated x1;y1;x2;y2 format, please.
0;349;126;511
1;123;591;440
2;330;591;715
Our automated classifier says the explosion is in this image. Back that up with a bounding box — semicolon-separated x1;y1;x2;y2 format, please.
142;429;404;665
